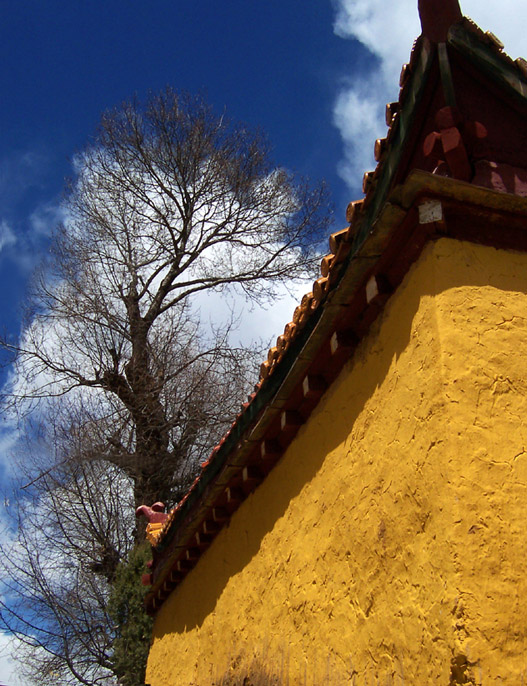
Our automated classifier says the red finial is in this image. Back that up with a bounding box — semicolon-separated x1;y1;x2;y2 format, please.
418;0;463;43
135;501;168;524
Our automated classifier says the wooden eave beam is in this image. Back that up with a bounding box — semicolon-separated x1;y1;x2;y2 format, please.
145;172;527;614
148;32;527;606
147;171;527;611
143;20;527;607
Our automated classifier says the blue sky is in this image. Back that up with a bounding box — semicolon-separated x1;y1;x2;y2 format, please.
2;0;526;370
0;4;371;679
1;0;527;682
0;0;367;378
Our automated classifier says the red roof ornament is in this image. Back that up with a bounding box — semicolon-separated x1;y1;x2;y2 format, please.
418;0;463;42
136;502;169;546
135;501;168;524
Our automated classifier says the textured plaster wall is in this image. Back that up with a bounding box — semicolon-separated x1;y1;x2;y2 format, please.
146;238;527;685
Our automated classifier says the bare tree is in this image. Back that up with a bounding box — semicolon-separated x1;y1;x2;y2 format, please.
0;89;330;685
4;89;328;508
1;456;129;686
0;351;253;686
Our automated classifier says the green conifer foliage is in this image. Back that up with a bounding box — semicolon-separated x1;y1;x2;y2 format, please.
108;544;153;686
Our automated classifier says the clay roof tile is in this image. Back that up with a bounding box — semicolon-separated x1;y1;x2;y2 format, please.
140;7;527;594
320;254;335;277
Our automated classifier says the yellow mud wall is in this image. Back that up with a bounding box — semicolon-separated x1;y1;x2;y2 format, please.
146;238;527;685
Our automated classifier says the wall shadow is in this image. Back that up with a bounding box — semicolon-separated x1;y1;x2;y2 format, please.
155;238;527;637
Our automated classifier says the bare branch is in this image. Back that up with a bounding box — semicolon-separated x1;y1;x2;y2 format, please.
0;88;331;685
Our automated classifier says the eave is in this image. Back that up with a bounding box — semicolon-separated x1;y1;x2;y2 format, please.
142;11;527;613
144;171;527;613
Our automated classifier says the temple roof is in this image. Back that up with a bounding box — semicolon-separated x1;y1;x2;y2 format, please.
137;3;527;613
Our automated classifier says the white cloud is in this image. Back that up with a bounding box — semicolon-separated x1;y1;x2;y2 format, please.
332;0;527;191
193;277;311;351
0;150;59;274
0;222;16;255
333;0;420;84
0;422;19;479
0;632;23;685
333;83;386;190
29;202;65;238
